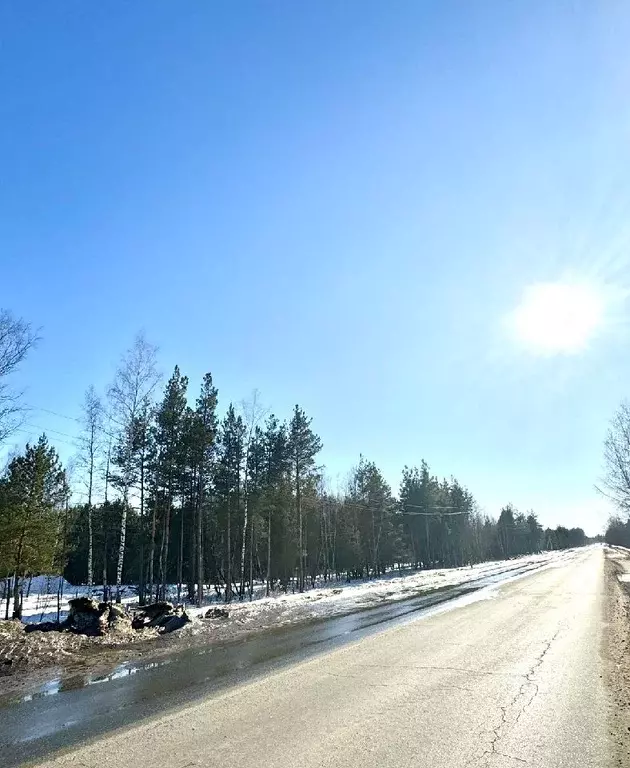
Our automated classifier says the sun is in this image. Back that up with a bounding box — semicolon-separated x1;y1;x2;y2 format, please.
507;281;605;355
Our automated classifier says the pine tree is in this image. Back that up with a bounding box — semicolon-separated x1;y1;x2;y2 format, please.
526;512;543;553
189;373;218;606
447;478;471;567
288;405;322;592
261;415;290;595
152;366;188;601
400;461;434;568
497;504;516;558
216;404;245;602
0;435;67;618
347;458;396;576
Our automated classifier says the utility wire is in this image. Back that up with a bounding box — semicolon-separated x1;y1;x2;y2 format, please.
24;404;80;423
22;422;78;441
24;404;118;440
13;427;76;449
333;499;470;516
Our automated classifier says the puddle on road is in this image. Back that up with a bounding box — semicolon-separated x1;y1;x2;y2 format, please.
22;678;62;701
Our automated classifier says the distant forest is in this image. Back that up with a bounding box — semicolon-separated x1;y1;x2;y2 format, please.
0;312;590;619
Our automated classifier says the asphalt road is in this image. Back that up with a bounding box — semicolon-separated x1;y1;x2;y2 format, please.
32;548;611;768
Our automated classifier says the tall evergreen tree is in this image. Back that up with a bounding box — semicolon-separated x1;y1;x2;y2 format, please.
399;461;434;568
186;373;218;606
347;458;397;576
288;405;322;592
216;404;245;602
152;366;188;601
261;415;290;594
497;504;516;558
0;435;67;618
526;512;543;553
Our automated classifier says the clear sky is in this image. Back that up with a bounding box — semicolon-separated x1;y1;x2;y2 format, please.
3;2;630;535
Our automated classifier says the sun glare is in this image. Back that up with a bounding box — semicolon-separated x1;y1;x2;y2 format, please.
507;281;605;356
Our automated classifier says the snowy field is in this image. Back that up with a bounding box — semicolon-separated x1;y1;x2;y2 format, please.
6;548;582;628
3;577;138;625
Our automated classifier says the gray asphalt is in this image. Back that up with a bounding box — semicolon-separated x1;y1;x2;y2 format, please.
32;548;611;768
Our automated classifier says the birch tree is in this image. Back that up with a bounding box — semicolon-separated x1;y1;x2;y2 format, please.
108;334;159;602
238;390;265;598
0;310;38;444
600;400;630;515
77;386;103;593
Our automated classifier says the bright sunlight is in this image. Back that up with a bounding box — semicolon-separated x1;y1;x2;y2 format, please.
507;281;605;355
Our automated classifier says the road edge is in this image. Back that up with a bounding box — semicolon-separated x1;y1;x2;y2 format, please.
603;548;630;767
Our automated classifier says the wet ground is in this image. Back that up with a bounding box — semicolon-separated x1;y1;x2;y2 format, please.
0;559;557;768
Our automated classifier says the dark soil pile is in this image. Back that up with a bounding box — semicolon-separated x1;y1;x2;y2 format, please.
0;600;191;691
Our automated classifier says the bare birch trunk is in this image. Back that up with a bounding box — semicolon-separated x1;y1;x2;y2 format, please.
240;492;248;598
149;492;158;603
115;487;128;603
196;478;204;607
177;507;184;604
226;493;232;603
266;506;272;597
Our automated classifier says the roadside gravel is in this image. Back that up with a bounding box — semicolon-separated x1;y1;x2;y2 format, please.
603;547;630;767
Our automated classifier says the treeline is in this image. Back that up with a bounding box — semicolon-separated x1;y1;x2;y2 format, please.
605;517;630;548
0;331;589;620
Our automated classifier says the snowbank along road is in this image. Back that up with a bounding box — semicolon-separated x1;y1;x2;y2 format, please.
19;546;628;768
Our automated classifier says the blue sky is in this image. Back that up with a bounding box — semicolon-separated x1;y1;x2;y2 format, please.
3;2;630;534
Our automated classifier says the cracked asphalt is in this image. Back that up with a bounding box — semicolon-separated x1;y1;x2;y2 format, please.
34;548;612;768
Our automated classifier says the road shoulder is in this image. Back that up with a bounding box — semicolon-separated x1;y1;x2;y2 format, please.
604;547;630;767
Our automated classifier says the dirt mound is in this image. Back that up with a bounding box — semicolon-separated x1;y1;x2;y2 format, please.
23;600;137;638
132;602;191;633
140;602;174;620
204;607;229;619
0;618;88;676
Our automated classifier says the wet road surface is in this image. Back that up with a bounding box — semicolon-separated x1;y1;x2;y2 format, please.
0;553;590;767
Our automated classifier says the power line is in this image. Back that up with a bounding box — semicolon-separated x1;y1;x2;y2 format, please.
401;509;469;516
334;499;470;516
13;427;76;449
24;404;80;423
24;404;118;440
22;422;78;441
